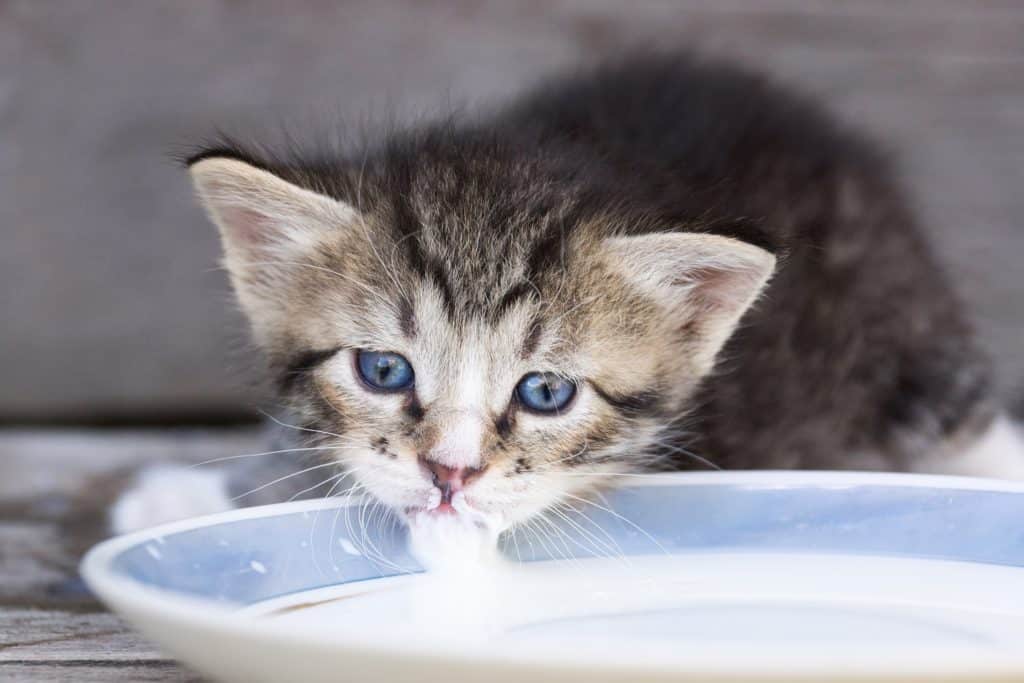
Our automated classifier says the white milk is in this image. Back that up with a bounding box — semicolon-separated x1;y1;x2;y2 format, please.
265;552;1024;658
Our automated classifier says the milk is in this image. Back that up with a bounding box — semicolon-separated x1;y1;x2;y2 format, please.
265;552;1024;658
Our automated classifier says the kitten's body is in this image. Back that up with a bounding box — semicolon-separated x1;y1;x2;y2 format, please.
114;55;1019;535
491;57;996;472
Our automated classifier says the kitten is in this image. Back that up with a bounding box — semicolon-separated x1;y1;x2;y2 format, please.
112;54;1023;536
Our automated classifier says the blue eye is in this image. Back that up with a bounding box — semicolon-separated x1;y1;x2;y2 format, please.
356;350;414;391
516;372;577;414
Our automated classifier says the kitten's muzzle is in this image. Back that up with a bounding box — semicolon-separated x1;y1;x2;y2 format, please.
419;456;486;505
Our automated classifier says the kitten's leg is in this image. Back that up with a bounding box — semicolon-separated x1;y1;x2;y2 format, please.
107;426;338;535
109;465;233;535
909;413;1024;480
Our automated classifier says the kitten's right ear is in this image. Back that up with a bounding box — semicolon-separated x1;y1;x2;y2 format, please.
188;157;359;341
189;157;356;268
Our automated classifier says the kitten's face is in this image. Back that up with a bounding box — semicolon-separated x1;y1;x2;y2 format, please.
190;154;773;531
281;253;673;528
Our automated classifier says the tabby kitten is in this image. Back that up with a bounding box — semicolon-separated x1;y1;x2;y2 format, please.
113;54;1023;535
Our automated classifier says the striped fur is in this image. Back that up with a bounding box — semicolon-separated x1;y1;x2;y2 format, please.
187;54;998;529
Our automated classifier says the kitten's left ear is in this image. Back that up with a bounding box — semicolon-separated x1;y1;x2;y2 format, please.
602;232;776;364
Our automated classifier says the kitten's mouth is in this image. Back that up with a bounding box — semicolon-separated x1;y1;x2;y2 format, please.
404;491;502;531
405;502;457;517
404;487;473;520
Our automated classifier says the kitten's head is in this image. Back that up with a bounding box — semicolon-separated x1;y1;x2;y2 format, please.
188;136;774;530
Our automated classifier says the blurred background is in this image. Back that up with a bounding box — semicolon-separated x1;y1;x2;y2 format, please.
0;2;1021;676
2;1;1022;428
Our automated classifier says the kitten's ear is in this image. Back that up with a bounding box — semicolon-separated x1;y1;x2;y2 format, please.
189;157;356;269
188;157;360;342
603;232;776;362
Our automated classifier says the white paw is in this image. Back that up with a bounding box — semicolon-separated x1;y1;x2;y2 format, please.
913;414;1024;480
109;465;234;535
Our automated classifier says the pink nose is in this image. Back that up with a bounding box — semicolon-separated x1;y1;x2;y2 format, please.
419;456;484;504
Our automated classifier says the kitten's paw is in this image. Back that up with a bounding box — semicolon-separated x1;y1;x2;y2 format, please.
912;414;1024;480
109;465;234;535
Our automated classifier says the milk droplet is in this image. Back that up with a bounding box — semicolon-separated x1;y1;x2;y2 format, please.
338;538;362;556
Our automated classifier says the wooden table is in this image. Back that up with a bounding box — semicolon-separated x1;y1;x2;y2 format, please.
0;429;263;682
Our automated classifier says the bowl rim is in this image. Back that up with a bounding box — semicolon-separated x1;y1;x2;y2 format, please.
80;470;1024;679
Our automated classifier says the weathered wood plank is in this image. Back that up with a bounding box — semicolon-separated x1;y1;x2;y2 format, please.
0;523;67;607
0;609;166;662
0;662;199;682
0;429;257;680
0;429;265;608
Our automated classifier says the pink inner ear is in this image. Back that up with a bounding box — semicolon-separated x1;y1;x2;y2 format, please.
675;265;762;313
220;205;276;251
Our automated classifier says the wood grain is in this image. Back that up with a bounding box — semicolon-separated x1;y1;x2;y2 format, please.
0;429;261;681
0;663;200;683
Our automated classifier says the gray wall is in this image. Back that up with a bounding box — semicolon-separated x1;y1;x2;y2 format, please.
2;1;1022;422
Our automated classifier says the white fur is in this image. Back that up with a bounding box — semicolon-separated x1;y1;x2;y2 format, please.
433;415;484;470
110;465;234;535
912;414;1024;480
430;344;487;470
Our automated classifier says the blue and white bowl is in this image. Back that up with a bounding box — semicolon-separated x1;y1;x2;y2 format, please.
82;471;1024;682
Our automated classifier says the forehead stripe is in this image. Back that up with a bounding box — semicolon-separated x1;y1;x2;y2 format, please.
492;281;534;321
520;315;543;359
398;297;417;338
425;258;457;317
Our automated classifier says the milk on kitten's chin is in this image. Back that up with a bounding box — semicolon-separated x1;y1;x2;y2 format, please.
406;492;504;572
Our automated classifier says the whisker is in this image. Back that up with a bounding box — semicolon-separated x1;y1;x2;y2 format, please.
515;518;540;561
567;499;634;566
644;439;721;471
507;521;524;564
558;491;670;557
354;495;406;574
288;469;353;502
550;471;686;479
331;483;362;572
549;503;627;563
189;444;355;469
522;517;563;564
531;514;577;566
557;499;627;559
257;410;347;442
309;472;356;578
231;461;341;502
544;505;613;560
